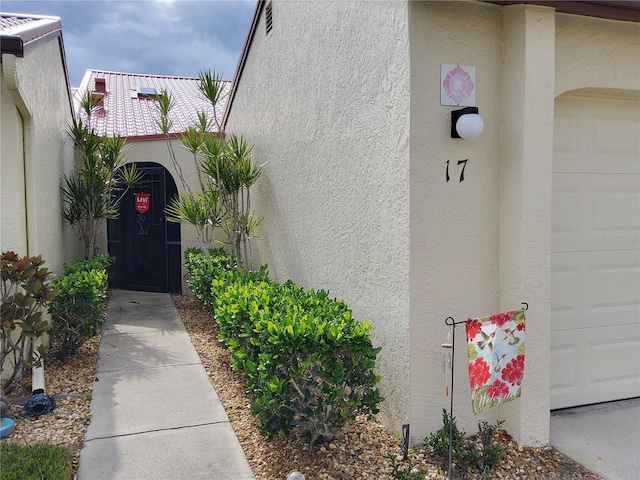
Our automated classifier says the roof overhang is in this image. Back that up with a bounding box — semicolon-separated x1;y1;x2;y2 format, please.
1;13;75;124
481;1;640;22
0;14;63;56
222;0;265;130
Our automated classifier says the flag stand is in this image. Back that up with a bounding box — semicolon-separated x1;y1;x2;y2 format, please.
442;303;528;480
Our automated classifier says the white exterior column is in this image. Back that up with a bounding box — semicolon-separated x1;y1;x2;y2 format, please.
499;4;555;445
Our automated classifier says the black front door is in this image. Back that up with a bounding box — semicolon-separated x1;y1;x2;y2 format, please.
108;163;181;292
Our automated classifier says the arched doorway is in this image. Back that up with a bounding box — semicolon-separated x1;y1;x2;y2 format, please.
107;162;181;292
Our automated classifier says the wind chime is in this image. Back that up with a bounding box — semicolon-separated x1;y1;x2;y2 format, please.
441;328;453;397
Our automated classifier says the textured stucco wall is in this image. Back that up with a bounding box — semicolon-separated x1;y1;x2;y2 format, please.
408;0;505;443
498;4;556;446
225;0;640;447
409;1;638;446
225;0;412;431
0;36;75;275
0;74;29;254
555;14;640;96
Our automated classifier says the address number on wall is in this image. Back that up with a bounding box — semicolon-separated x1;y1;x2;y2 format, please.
446;159;468;182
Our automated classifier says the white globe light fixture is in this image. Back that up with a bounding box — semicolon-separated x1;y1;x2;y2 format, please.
451;107;484;140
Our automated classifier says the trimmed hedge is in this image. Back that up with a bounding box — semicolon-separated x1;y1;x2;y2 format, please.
49;256;111;359
62;253;113;278
184;248;383;447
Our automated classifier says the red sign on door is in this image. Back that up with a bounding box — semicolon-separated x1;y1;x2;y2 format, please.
134;193;150;214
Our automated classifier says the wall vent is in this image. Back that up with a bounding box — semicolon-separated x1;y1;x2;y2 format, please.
265;1;273;36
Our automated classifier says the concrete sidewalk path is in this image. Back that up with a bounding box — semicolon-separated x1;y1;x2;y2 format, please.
77;289;255;480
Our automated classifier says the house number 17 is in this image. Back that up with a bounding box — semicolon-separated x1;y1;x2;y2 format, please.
446;159;468;182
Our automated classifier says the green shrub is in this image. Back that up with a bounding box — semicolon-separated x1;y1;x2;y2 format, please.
476;419;505;474
250;290;382;446
387;453;429;479
0;442;73;480
424;409;474;472
62;253;114;279
424;409;504;477
0;252;57;394
185;248;383;448
49;268;107;359
184;247;236;306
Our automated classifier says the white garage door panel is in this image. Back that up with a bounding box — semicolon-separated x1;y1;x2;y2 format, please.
552;251;639;331
551;325;640;409
551;95;640;410
552;173;640;253
553;98;640;174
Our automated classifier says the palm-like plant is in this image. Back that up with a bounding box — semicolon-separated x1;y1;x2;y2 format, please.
62;117;141;259
157;69;262;270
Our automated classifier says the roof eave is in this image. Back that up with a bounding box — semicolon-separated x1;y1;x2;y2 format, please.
221;0;265;131
480;1;640;22
0;15;74;123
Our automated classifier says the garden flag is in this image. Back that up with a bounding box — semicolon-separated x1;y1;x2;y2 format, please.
466;310;526;414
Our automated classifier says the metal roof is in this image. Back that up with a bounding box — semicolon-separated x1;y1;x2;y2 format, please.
0;12;63;56
76;69;230;139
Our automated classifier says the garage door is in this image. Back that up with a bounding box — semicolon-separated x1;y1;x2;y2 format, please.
551;94;640;410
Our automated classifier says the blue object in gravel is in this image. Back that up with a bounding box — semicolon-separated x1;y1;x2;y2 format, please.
24;393;56;417
0;417;15;438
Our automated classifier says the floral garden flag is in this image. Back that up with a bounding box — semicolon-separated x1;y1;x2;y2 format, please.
466;310;526;415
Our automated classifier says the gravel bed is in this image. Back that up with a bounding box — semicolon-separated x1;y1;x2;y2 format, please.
1;295;603;480
173;294;604;480
2;335;100;476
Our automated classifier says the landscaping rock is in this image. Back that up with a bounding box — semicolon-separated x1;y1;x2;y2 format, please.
175;294;604;480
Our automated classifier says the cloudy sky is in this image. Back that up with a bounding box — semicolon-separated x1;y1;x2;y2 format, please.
2;0;256;87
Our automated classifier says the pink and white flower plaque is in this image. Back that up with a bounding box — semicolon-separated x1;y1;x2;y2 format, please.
441;64;476;106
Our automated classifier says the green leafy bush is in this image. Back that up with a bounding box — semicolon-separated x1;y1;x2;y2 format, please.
0;252;57;394
387;453;429;479
0;442;73;480
424;409;504;477
476;419;505;474
62;254;114;279
184;247;237;306
184;248;383;447
49;263;108;359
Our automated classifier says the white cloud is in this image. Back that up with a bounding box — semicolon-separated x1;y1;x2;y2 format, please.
2;0;254;86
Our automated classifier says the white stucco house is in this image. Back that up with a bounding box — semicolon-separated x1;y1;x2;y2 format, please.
223;0;640;445
0;13;78;272
74;70;230;293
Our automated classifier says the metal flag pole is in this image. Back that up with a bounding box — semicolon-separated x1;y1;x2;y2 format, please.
443;303;528;479
444;316;464;480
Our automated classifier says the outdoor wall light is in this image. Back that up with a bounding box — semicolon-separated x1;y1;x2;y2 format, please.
451;107;484;140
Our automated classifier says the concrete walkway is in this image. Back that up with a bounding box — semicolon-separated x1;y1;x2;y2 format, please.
77;290;255;480
550;397;640;480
